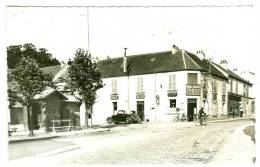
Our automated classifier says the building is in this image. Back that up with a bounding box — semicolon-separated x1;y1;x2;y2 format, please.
213;63;254;118
91;46;231;124
7;65;82;132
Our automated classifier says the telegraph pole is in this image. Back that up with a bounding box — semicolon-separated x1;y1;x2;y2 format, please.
87;7;90;52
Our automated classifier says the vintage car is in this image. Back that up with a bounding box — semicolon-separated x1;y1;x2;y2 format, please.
106;110;141;124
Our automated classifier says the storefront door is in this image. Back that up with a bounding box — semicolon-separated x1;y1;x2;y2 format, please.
137;101;145;121
187;99;197;121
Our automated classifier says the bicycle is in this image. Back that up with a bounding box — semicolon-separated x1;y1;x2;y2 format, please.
194;114;208;126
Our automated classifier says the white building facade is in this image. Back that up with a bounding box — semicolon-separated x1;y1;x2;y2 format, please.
92;46;230;124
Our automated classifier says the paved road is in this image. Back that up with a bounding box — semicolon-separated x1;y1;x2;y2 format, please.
9;120;252;165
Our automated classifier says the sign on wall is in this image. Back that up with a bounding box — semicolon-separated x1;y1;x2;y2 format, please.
111;94;119;100
186;85;201;96
136;92;145;99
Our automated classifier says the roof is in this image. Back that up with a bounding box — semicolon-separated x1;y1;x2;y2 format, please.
34;88;67;100
34;88;81;102
213;63;252;85
7;65;62;91
41;65;62;78
185;51;228;80
97;50;228;80
61;92;81;103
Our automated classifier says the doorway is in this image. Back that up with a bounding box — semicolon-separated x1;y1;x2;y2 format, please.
137;101;145;121
112;102;117;115
187;99;197;121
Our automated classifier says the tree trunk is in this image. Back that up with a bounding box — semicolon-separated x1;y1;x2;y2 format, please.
90;106;93;127
27;105;34;136
84;102;89;129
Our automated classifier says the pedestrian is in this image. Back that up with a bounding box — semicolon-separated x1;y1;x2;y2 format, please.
232;108;235;119
240;111;243;117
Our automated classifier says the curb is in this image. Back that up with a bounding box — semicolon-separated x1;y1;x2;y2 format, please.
8;135;58;143
55;128;111;137
9;128;111;143
208;117;252;123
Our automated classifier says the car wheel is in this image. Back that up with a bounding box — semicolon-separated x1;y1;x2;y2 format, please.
126;118;132;124
106;117;113;124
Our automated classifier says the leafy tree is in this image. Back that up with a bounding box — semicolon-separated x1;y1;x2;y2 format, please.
65;48;103;129
10;57;55;135
7;45;23;69
7;43;60;69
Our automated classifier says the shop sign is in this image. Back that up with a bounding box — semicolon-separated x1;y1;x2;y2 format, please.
136;92;145;99
186;87;201;96
167;90;178;97
111;94;119;100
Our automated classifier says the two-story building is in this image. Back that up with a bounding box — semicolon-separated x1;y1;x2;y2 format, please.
213;63;254;117
92;46;229;124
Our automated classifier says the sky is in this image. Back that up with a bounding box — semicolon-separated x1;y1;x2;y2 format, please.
6;6;258;73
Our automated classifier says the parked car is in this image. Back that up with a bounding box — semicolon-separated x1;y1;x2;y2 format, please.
106;110;141;124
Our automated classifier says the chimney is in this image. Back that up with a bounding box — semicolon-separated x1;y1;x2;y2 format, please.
196;50;206;59
171;45;179;55
220;59;228;69
123;48;127;73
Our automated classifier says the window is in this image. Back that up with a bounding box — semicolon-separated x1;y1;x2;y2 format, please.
235;81;238;94
230;79;233;93
222;81;226;95
112;80;117;94
137;77;144;92
244;85;249;97
168;74;176;90
187;73;198;85
212;79;218;93
169;99;176;108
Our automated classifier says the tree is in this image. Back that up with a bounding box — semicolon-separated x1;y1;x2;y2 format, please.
7;43;60;69
10;57;55;135
65;48;103;129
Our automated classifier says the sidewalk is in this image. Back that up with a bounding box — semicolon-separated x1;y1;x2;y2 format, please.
209;123;256;165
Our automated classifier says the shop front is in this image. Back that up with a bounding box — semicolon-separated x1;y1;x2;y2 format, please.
228;92;242;118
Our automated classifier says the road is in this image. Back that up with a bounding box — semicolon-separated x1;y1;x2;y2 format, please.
9;120;252;165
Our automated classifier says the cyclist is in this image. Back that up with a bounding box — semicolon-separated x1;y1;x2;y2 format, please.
198;107;207;125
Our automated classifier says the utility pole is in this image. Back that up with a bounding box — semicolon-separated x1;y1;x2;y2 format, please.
208;57;213;116
87;7;90;52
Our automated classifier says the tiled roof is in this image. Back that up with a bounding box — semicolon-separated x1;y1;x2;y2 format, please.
185;51;228;80
34;88;65;99
40;65;62;78
7;65;62;91
213;63;252;85
97;50;228;80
